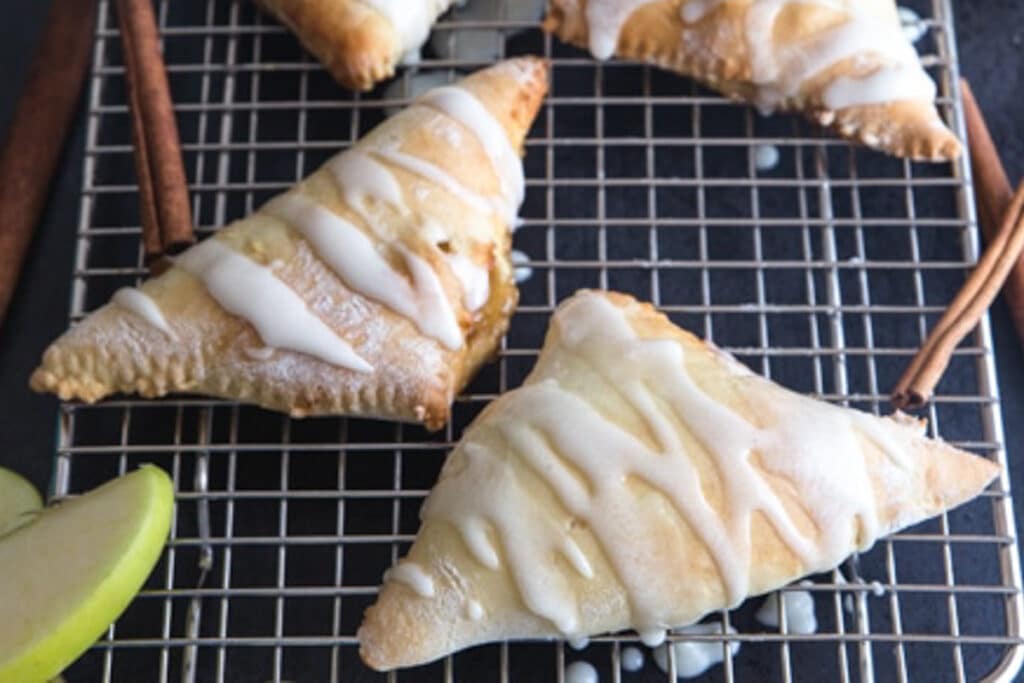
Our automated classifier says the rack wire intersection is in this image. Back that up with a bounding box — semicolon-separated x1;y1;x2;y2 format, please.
55;0;1023;681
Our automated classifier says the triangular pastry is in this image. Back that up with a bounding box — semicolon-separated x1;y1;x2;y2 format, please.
544;0;962;161
358;289;998;669
31;58;549;430
256;0;458;91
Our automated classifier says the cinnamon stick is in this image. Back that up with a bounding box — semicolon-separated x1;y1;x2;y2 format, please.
0;0;97;327
961;80;1014;240
960;77;1024;346
892;182;1024;409
115;0;193;268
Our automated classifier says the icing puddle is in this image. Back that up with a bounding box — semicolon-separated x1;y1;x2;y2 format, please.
755;585;818;635
652;622;740;679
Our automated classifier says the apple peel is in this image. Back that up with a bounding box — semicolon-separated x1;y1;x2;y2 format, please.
0;465;173;683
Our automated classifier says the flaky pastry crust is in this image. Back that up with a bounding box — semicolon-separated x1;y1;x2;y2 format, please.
544;0;962;161
358;289;997;669
31;58;550;430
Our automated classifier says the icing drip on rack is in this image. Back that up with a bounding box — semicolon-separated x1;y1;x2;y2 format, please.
564;660;598;683
511;249;533;283
112;287;175;338
755;586;818;634
266;194;464;349
175;238;372;372
621;646;645;672
582;0;936;113
421;291;907;642
652;622;739;678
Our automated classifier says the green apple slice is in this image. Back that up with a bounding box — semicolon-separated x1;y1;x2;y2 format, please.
0;467;43;537
0;465;173;683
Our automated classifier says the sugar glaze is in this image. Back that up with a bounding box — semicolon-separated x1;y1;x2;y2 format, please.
420;291;907;644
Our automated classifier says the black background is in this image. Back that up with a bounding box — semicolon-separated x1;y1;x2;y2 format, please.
0;1;1022;681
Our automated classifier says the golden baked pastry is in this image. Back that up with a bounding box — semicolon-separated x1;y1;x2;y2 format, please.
358;289;998;669
256;0;457;91
31;58;549;430
544;0;962;161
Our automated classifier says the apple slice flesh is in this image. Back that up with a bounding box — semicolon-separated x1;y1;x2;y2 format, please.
0;467;43;537
0;466;173;683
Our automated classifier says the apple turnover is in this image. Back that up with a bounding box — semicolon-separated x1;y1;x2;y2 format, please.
31;58;549;430
544;0;962;160
358;289;998;669
256;0;459;90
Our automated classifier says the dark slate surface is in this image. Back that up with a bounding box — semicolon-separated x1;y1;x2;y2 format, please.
0;2;1022;681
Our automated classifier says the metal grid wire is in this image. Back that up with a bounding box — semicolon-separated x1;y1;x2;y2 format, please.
51;0;1022;680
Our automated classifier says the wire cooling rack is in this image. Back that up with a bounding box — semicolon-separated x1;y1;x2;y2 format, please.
52;0;1022;681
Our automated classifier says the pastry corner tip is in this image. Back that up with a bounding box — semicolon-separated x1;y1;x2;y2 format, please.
907;427;1002;512
27;355;71;398
495;54;552;90
27;368;103;404
937;133;964;163
27;365;50;394
540;0;577;40
355;624;388;673
355;601;410;673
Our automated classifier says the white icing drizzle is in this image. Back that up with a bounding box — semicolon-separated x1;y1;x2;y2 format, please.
898;6;927;44
265;195;463;350
755;585;818;634
678;0;716;23
372;148;515;226
175;239;372;372
418;86;524;223
823;62;936;111
639;628;667;648
582;0;936;113
397;242;465;346
621;646;645;672
421;218;450;246
466;599;485;621
328;149;405;223
421;291;908;641
112;287;175;339
318;81;524;323
360;0;455;56
383;560;435;598
565;661;599;683
681;0;936;113
445;253;490;312
243;346;275;361
652;622;739;679
754;143;780;172
568;636;590;651
511;249;534;283
833;568;857;614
